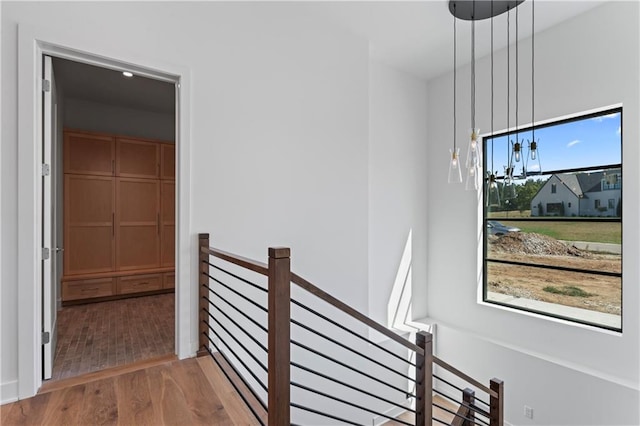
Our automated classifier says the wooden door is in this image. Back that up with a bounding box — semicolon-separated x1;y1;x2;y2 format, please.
116;138;160;178
160;143;175;180
116;178;160;270
161;181;175;267
64;131;114;176
64;175;115;275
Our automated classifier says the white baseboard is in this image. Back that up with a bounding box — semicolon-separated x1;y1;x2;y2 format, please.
1;380;19;405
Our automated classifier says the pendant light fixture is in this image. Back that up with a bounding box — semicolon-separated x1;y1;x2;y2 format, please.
487;2;500;207
448;3;463;184
448;0;528;195
502;6;517;201
525;0;541;175
464;3;481;191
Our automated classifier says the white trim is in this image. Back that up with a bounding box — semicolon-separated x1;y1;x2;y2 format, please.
0;380;19;405
17;22;193;399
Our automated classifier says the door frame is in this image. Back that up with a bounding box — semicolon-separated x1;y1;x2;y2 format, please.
17;23;194;399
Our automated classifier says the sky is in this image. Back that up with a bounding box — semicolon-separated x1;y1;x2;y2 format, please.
484;110;621;180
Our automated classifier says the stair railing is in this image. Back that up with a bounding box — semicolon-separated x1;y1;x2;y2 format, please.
197;233;503;426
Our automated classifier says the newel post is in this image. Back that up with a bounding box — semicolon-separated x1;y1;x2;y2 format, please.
463;388;476;426
490;378;504;426
415;331;433;426
268;247;291;426
197;233;210;357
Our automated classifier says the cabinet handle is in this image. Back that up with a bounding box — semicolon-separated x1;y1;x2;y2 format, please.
112;213;115;237
81;287;100;292
157;213;160;235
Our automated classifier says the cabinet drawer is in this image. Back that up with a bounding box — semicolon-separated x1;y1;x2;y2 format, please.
118;274;162;294
163;273;175;289
63;278;115;301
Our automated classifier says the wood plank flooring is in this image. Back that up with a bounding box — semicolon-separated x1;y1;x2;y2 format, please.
1;356;257;426
52;293;174;380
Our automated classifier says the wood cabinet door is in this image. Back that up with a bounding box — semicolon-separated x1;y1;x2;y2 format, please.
64;131;114;176
116;138;160;178
116;178;160;270
160;181;175;267
64;175;115;275
161;143;175;180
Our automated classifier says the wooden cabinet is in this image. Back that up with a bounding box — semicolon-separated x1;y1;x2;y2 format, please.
62;130;175;303
161;143;175;180
163;273;175;289
116;138;160;178
63;278;115;301
160;181;175;267
64;175;115;276
116;178;161;271
64;131;114;176
117;274;162;295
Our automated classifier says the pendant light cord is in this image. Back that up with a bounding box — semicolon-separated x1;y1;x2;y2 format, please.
515;4;519;142
531;0;535;143
453;3;457;153
506;8;510;167
471;2;476;131
490;2;494;175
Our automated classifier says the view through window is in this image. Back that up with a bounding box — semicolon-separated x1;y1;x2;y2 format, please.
483;107;622;331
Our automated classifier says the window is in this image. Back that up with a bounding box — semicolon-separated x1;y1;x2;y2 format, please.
483;107;622;331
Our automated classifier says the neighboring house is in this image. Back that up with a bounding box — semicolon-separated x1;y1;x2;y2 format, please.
531;169;621;217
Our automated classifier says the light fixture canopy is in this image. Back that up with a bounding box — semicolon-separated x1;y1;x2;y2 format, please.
449;0;524;21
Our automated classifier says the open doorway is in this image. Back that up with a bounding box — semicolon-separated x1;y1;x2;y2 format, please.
44;56;177;381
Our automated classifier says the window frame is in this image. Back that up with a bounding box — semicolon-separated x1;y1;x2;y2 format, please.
482;106;623;332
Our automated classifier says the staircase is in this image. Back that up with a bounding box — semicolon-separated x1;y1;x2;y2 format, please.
197;233;504;426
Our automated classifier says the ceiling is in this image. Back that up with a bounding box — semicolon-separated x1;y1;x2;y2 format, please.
52;1;604;113
53;58;175;114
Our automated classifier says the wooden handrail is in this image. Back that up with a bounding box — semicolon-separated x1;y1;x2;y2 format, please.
201;246;269;276
433;356;498;398
200;242;423;355
291;271;424;356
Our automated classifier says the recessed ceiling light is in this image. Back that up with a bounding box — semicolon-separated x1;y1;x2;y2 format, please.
122;71;133;78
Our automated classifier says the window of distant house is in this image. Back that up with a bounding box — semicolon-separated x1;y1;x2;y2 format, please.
483;107;622;331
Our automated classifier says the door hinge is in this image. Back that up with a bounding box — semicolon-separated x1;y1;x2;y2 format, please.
42;79;51;92
42;247;50;260
42;331;50;344
42;163;50;176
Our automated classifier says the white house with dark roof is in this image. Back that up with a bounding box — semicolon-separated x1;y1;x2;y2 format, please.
531;169;622;217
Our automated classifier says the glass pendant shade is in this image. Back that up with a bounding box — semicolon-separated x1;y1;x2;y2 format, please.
487;173;501;207
511;140;522;163
448;148;463;183
525;139;542;175
465;162;480;191
502;167;517;200
465;128;481;191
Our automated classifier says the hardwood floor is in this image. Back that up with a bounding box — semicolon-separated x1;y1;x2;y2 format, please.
52;293;174;380
1;356;258;426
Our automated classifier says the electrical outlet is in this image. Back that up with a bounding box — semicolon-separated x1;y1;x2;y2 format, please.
524;405;534;419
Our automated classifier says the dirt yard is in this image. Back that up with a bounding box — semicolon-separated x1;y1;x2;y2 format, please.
487;232;621;315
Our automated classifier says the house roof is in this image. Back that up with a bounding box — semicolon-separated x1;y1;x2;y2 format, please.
552;169;621;198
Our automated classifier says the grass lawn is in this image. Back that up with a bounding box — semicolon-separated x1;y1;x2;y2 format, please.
491;220;621;244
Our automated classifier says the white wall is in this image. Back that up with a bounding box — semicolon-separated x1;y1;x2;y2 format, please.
425;2;639;424
1;1;370;406
63;98;175;142
368;61;429;328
